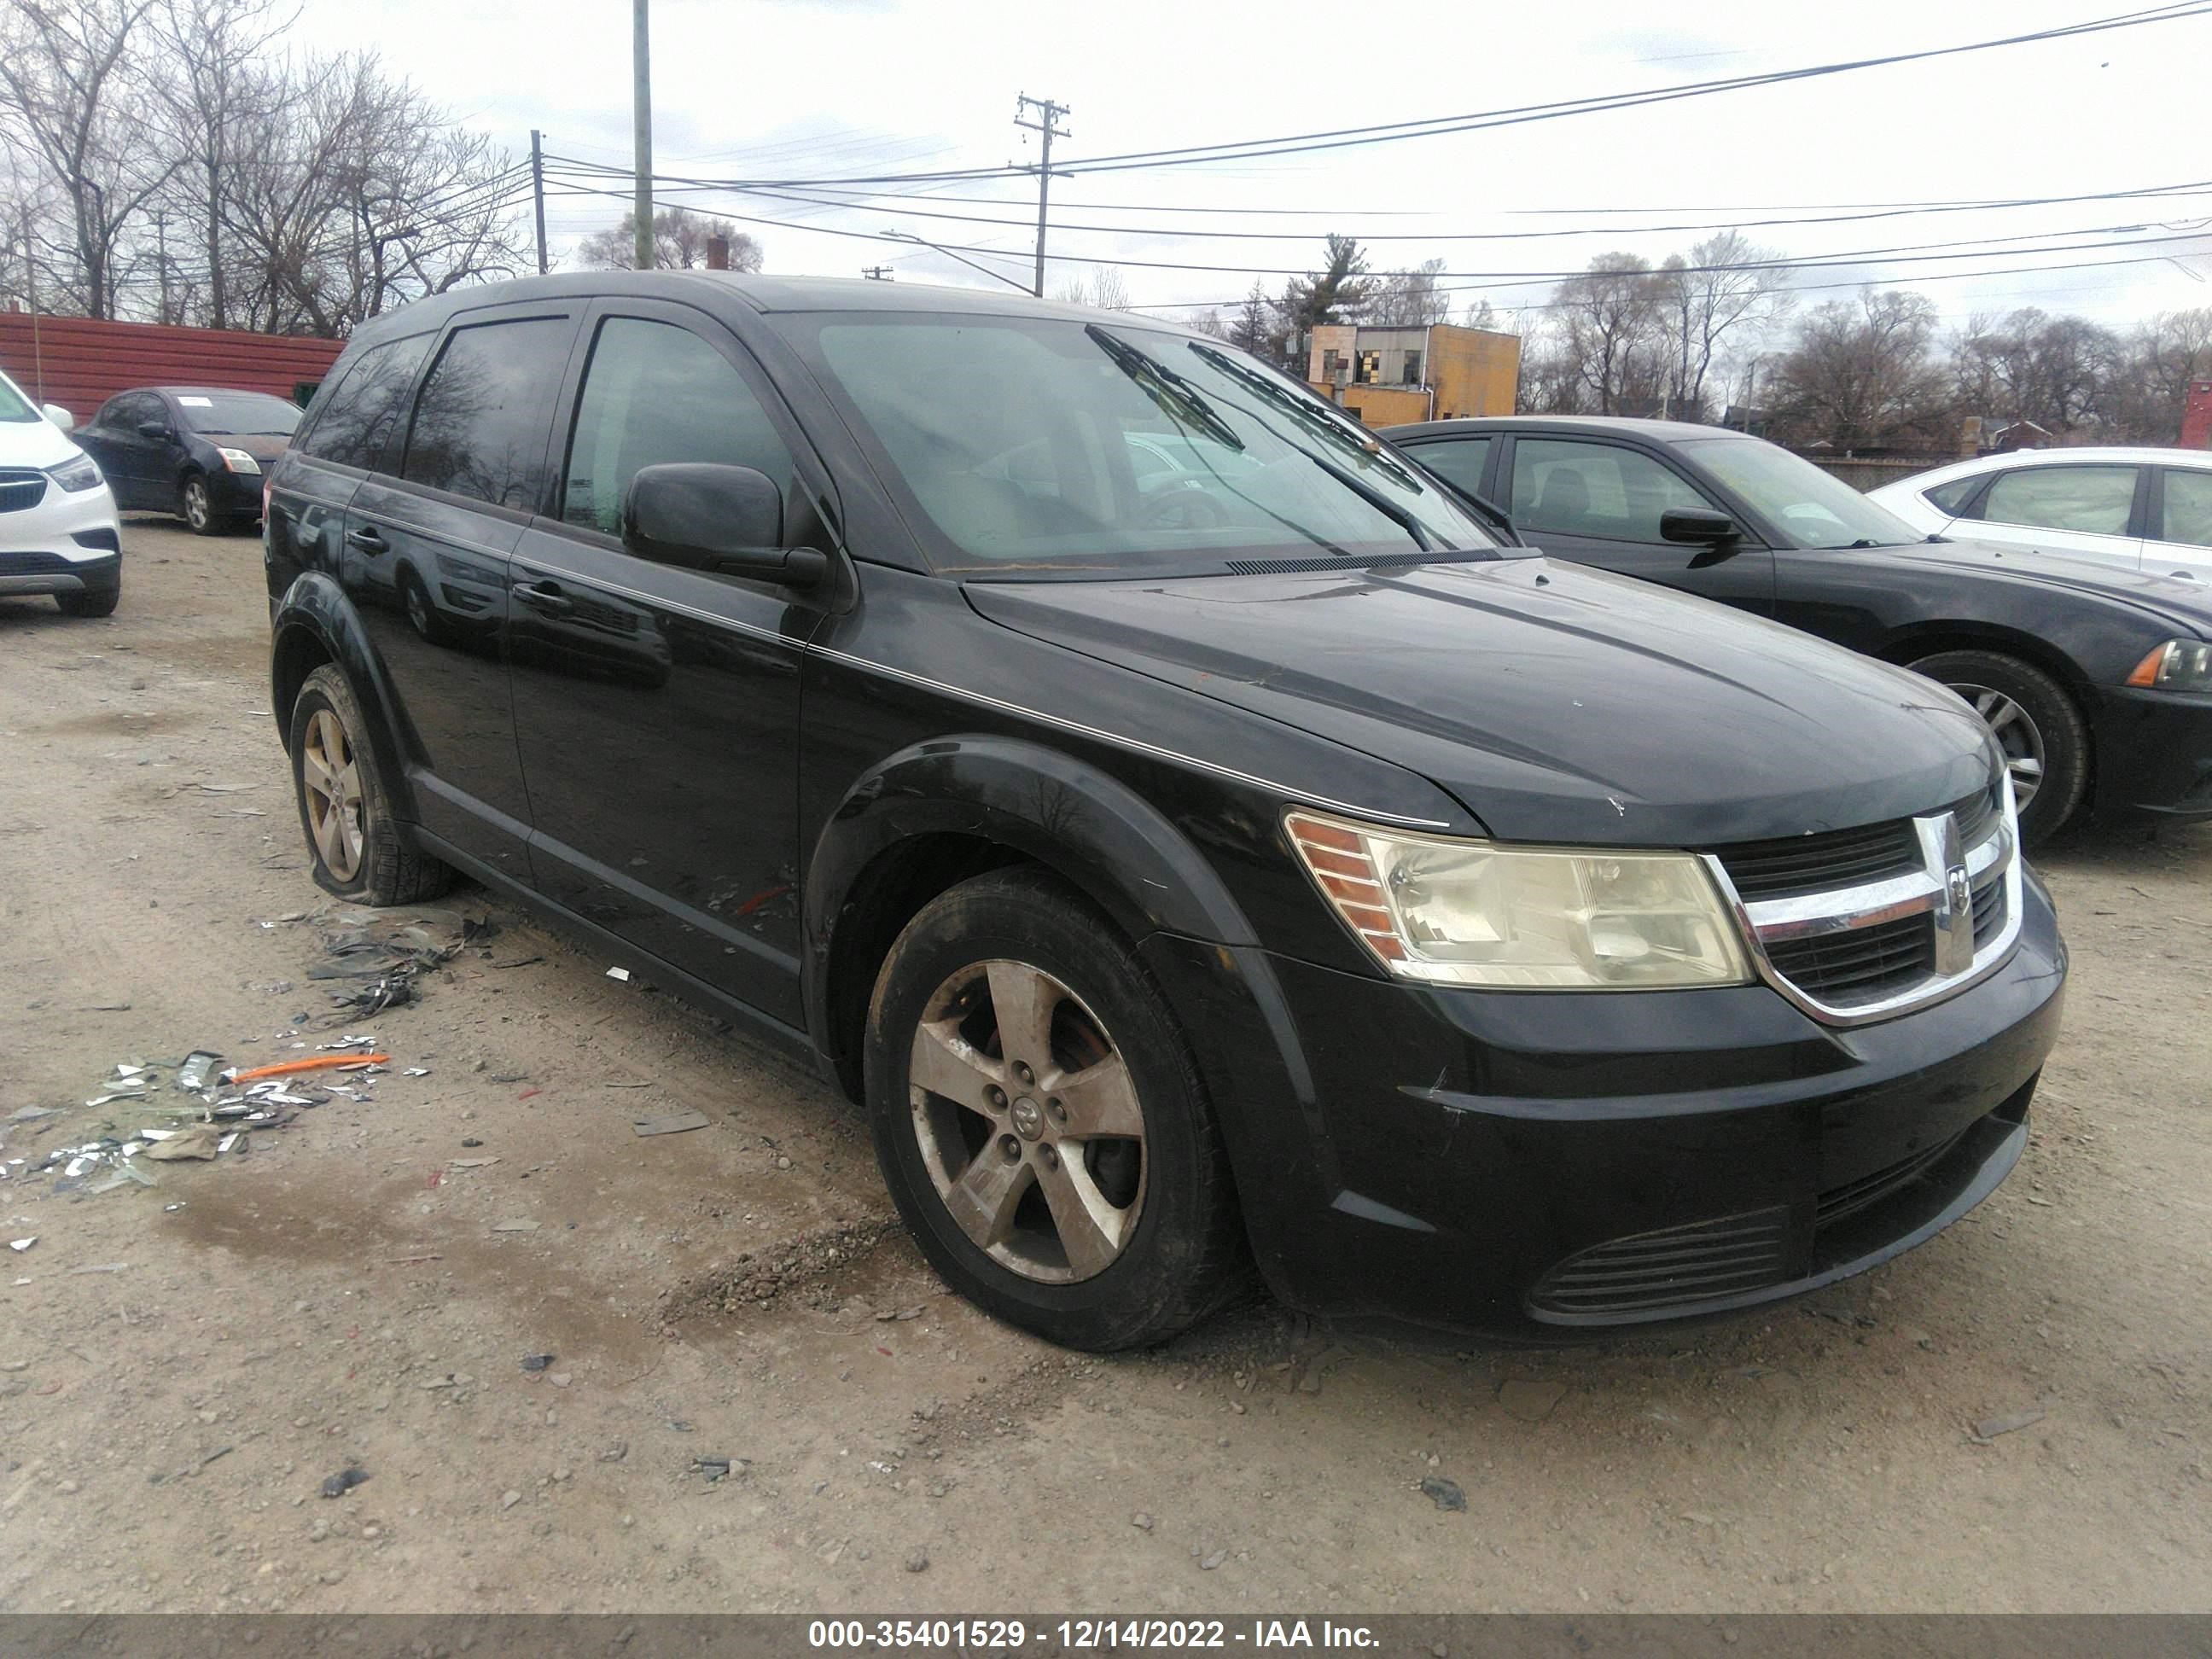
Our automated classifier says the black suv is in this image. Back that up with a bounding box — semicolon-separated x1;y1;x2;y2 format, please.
265;275;2064;1350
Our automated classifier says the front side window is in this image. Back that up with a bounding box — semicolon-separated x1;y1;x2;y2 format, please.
402;317;571;509
2160;469;2212;550
1982;465;2137;537
1511;439;1710;542
793;314;1497;576
1406;437;1492;500
301;335;432;471
562;317;794;537
1675;437;1922;550
106;392;161;431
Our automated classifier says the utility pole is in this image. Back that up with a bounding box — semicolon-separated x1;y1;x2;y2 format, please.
530;129;549;275
1014;93;1069;299
154;209;172;323
18;207;44;401
632;0;654;271
861;265;894;281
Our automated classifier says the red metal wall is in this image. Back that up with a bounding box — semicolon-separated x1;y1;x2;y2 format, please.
0;313;344;421
2182;380;2212;451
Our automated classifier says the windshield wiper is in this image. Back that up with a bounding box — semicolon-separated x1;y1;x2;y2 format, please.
1187;343;1427;492
1086;326;1243;453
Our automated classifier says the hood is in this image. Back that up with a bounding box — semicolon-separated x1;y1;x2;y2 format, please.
3;413;86;469
965;557;1997;847
1899;536;2212;635
198;431;293;463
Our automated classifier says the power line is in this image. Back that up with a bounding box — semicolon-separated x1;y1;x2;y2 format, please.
545;4;2212;191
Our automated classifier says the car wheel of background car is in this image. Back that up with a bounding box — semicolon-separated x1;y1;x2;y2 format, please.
55;579;120;619
399;568;446;645
1908;649;2088;847
864;867;1247;1351
179;473;220;536
287;664;452;905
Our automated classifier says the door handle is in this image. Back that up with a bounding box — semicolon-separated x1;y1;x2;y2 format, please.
345;526;387;554
511;580;574;615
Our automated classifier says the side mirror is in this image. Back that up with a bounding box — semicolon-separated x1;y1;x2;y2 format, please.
41;404;73;432
621;463;828;588
137;420;172;440
1661;507;1741;545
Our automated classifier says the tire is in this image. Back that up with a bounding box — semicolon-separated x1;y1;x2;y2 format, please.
287;664;452;905
864;867;1246;1351
179;473;221;535
55;579;119;618
1908;649;2088;847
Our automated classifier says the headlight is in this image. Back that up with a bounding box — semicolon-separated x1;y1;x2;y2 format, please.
45;451;103;492
1285;812;1753;989
2127;639;2212;692
216;447;262;474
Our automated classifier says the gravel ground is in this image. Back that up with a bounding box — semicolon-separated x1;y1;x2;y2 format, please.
0;520;2207;1615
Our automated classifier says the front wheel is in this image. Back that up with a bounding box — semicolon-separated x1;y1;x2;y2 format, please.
864;868;1246;1350
180;473;221;536
1909;649;2088;846
55;579;119;618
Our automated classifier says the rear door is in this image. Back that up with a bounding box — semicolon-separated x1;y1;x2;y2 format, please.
507;299;829;1024
1953;462;2146;573
2145;465;2212;582
343;303;582;882
1499;434;1777;613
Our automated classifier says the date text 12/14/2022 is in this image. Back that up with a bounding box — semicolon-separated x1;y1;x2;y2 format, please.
806;1620;1382;1649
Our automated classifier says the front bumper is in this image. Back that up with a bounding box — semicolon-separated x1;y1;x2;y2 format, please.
208;465;265;519
0;480;123;597
2093;685;2212;818
1144;868;2065;1342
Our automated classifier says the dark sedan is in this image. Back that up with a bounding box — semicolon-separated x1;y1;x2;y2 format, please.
73;386;301;535
1386;416;2212;844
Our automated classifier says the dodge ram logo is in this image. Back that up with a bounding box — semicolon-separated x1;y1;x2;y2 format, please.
1946;863;1972;917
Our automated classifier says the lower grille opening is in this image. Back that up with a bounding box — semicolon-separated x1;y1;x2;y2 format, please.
1816;1131;1969;1230
1528;1208;1790;1318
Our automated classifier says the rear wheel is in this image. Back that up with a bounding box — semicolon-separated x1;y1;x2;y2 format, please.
864;868;1245;1350
180;473;221;535
1908;649;2087;846
288;664;451;905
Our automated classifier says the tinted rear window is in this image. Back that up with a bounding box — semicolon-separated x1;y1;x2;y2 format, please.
402;317;571;509
299;335;432;471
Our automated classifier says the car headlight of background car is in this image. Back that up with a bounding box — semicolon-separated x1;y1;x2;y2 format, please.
1286;812;1753;988
45;451;104;492
2128;639;2212;693
216;447;262;474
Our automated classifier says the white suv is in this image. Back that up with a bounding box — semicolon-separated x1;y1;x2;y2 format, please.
1867;446;2212;585
0;366;122;616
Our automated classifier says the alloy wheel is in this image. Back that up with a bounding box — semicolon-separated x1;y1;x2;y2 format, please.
906;958;1147;1284
300;707;366;882
1947;680;2045;812
183;478;210;532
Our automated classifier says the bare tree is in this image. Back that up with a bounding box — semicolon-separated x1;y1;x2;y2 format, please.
1367;258;1450;327
1183;308;1230;340
2107;307;2212;442
153;0;295;329
1550;253;1666;415
578;206;762;272
1655;231;1794;421
1769;289;1952;450
1949;306;2121;437
1052;264;1132;310
0;0;178;319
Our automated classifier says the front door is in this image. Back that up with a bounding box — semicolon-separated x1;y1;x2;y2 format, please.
83;393;166;509
1498;435;1778;614
342;305;581;882
509;300;826;1027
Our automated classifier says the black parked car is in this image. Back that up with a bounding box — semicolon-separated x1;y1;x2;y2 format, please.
1385;416;2212;845
73;386;301;534
264;276;2063;1350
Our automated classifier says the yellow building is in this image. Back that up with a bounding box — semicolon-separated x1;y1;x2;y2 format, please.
1306;321;1520;428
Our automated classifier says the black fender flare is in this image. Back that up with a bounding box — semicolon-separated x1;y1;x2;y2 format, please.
802;732;1262;1047
268;571;422;824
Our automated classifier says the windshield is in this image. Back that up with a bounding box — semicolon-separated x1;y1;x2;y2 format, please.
797;313;1499;575
0;370;37;424
1678;436;1923;550
176;392;301;436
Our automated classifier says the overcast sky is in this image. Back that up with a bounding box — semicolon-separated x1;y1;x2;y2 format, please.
294;0;2212;334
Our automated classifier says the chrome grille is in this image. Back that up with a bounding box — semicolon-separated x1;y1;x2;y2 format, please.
1704;781;2023;1027
0;469;48;515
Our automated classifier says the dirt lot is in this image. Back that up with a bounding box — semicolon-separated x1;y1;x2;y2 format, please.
0;520;2207;1615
